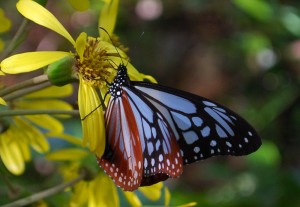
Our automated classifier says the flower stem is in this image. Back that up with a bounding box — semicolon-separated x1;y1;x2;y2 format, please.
0;109;80;117
2;81;52;102
0;19;30;60
0;74;49;97
1;172;85;207
0;166;19;197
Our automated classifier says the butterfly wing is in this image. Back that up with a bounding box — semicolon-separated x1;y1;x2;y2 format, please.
123;87;183;187
99;86;183;191
98;93;143;191
132;81;261;164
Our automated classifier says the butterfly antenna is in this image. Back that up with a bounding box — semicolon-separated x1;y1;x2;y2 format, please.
99;27;124;65
125;31;144;67
81;91;108;120
105;58;118;70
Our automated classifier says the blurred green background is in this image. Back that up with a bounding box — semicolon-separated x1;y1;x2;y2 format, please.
2;0;300;206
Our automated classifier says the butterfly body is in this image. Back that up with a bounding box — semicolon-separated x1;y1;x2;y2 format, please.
98;64;261;191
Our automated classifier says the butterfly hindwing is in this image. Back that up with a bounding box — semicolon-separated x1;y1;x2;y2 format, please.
132;82;261;164
122;86;183;186
98;93;143;191
99;76;183;190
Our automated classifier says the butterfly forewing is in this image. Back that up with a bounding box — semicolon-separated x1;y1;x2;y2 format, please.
132;82;261;164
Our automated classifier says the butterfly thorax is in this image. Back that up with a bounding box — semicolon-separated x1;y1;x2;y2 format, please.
108;64;130;98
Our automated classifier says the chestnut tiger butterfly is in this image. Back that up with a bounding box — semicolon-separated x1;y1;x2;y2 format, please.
95;28;261;191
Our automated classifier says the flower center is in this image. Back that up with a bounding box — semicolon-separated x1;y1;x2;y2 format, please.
75;37;113;87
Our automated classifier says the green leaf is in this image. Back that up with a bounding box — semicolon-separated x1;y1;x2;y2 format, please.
233;0;274;22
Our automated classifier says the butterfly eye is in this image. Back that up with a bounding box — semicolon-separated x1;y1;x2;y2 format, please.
98;63;261;191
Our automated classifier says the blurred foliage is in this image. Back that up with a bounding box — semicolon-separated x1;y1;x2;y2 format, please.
1;0;300;206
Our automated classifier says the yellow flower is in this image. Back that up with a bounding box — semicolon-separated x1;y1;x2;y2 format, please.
0;8;12;51
67;0;90;11
1;0;148;158
0;116;48;175
0;84;73;175
48;144;165;207
124;182;164;207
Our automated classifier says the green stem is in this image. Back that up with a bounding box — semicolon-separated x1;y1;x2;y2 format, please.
0;109;79;117
1;172;85;207
0;167;19;196
0;75;49;97
0;19;30;61
2;81;52;102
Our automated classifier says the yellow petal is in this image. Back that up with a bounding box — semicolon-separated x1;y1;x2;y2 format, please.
177;202;198;207
164;187;171;206
139;182;163;201
91;174;119;207
17;0;75;45
25;115;63;133
140;73;158;83
25;84;73;98
0;97;7;105
123;192;142;207
67;0;90;11
18;139;31;161
78;77;105;157
75;32;87;62
99;0;119;40
0;8;12;33
127;62;145;81
16;116;50;153
46;148;89;161
1;51;71;74
16;100;72;111
0;132;25;175
0;70;5;75
70;181;89;205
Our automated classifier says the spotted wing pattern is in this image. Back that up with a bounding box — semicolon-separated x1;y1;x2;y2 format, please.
133;82;261;164
98;67;183;190
97;64;261;191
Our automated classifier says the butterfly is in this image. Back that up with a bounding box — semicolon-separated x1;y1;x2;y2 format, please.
96;63;261;191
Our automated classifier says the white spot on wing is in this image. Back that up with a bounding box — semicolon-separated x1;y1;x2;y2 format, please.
183;131;198;144
201;126;211;137
151;158;155;166
152;127;157;138
210;140;217;147
159;154;163;162
148;142;154;155
194;146;200;153
216;124;228;138
226;141;232;148
192;117;203;127
155;140;161;151
171;111;191;130
143;119;151;139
